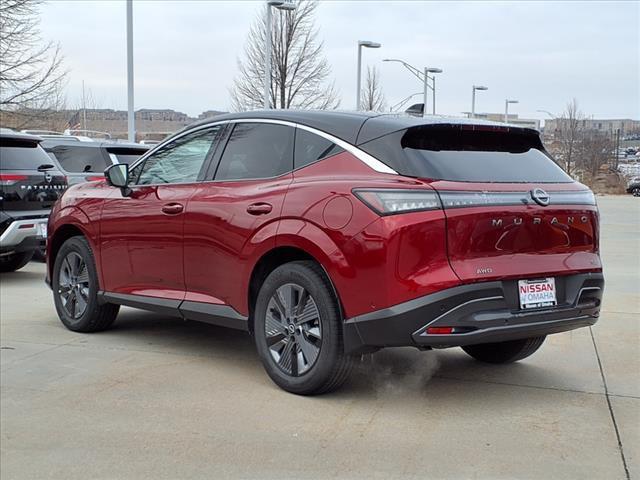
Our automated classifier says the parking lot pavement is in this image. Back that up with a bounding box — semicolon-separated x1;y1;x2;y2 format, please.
1;195;638;480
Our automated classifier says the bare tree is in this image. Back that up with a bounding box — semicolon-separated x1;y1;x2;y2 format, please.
230;0;340;111
0;0;66;117
575;132;613;178
556;98;584;175
360;66;385;112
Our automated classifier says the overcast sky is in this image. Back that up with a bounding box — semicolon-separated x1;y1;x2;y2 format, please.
40;0;639;122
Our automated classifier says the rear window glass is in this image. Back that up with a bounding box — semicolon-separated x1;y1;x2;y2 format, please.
0;140;53;170
294;129;344;169
106;147;147;165
359;125;572;183
49;145;109;173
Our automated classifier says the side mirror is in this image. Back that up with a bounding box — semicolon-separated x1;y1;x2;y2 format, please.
105;163;131;196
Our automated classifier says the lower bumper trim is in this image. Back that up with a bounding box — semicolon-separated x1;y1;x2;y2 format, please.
343;272;604;354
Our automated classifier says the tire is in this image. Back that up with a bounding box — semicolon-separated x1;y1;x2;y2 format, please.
254;261;353;395
462;336;546;364
632;187;640;197
0;251;34;273
52;236;119;332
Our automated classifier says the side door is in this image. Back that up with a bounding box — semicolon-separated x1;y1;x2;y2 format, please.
183;122;295;319
99;126;223;305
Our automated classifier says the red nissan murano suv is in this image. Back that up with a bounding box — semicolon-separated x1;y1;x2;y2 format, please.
46;111;604;394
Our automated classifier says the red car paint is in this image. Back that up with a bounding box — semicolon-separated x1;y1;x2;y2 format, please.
47;146;600;321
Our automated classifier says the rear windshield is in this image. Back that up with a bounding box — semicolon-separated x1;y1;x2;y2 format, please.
49;145;109;173
359;124;572;183
0;139;53;170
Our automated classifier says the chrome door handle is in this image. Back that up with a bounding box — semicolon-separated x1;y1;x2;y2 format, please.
161;203;184;215
246;202;273;215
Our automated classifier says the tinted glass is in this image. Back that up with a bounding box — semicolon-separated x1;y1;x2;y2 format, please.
215;123;294;181
137;127;220;185
48;145;108;173
106;147;147;165
360;125;573;183
294;129;345;169
0;143;52;170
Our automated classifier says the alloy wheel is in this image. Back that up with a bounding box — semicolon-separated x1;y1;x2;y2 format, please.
264;283;322;376
58;251;90;319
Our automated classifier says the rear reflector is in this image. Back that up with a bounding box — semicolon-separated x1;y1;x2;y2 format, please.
86;176;105;182
18;224;35;229
426;327;454;335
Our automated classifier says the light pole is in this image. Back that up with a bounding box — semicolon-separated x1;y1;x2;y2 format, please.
471;85;488;118
264;1;296;109
426;67;442;115
126;0;134;142
356;40;382;110
383;59;442;116
504;99;518;123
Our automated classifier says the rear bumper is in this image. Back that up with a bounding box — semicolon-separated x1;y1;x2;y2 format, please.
343;272;604;354
0;217;47;254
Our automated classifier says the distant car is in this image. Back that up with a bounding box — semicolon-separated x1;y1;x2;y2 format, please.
41;139;148;185
627;177;640;197
0;131;67;272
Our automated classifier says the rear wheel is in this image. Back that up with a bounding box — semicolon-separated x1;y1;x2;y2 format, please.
52;236;119;332
462;336;546;364
632;187;640;197
0;251;34;273
254;261;353;395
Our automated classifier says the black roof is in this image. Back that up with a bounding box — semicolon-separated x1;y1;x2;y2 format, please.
185;110;538;146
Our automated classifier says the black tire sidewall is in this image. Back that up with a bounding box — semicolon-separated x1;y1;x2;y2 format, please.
52;237;101;331
254;262;343;394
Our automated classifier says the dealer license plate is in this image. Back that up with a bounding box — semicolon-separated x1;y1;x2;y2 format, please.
518;278;557;309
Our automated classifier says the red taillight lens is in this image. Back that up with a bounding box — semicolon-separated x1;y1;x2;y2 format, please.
0;174;28;185
353;189;442;215
426;327;454;335
86;176;104;182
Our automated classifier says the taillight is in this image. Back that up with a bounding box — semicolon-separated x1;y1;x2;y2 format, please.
353;189;441;215
0;174;28;186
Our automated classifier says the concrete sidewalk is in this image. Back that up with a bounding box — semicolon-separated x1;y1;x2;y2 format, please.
1;195;638;479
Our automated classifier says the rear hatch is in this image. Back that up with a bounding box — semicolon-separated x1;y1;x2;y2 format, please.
359;123;600;284
0;136;67;212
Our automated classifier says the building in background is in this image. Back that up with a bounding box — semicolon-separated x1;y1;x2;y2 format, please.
462;112;541;130
544;118;640;137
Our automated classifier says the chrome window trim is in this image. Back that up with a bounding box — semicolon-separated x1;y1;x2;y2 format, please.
126;117;398;184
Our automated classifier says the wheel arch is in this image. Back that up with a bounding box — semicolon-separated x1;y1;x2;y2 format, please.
247;245;345;334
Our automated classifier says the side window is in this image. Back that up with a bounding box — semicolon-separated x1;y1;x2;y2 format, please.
294;128;345;170
215;123;294;181
50;145;109;173
137;127;220;185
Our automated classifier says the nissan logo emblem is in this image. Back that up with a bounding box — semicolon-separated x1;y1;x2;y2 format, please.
44;173;52;183
531;188;550;206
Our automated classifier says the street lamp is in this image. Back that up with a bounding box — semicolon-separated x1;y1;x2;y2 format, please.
425;67;442;116
264;1;296;109
356;40;382;110
126;0;134;142
471;85;488;118
504;99;519;123
383;59;442;117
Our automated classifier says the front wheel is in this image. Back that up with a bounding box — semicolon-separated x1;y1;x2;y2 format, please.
462;336;546;364
52;236;119;332
254;261;353;395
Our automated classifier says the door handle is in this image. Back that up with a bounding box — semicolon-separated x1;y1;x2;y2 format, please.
161;202;184;215
246;202;273;215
